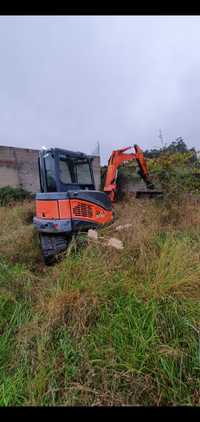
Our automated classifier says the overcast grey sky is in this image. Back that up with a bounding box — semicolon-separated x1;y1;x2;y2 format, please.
0;15;200;162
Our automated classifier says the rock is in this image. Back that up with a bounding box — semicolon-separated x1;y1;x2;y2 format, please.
87;229;98;240
106;237;124;250
115;223;132;231
87;230;124;250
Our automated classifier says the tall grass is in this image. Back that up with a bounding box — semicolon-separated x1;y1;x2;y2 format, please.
1;196;200;405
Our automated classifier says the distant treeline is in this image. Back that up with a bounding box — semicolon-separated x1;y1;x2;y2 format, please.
144;137;197;158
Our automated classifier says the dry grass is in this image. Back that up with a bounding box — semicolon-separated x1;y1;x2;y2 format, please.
0;201;41;268
1;195;200;405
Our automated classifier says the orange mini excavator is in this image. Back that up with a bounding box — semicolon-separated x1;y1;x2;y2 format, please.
33;145;155;263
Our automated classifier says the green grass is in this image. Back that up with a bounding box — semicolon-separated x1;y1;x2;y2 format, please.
1;197;200;405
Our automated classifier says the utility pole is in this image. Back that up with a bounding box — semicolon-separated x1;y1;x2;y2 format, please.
92;140;100;156
96;140;100;156
158;129;164;149
91;141;101;190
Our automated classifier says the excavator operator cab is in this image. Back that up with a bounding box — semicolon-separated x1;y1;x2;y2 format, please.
38;148;96;193
34;147;113;264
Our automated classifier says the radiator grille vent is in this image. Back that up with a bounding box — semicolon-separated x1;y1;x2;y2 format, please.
73;202;93;218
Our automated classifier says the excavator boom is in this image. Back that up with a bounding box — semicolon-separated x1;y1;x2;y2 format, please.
103;144;155;202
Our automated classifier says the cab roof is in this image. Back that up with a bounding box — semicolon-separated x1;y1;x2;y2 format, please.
40;147;93;161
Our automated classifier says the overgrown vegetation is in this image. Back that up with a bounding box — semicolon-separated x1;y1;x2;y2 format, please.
147;140;200;197
1;193;200;405
0;186;31;206
100;138;200;200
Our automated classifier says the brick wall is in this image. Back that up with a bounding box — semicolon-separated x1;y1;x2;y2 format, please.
0;145;101;193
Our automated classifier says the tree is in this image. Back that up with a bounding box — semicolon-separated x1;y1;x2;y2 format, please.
144;137;195;158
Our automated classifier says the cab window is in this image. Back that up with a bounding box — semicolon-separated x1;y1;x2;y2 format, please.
59;157;73;184
44;152;57;192
75;161;92;184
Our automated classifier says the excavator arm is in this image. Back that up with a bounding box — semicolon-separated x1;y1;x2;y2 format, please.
103;144;154;202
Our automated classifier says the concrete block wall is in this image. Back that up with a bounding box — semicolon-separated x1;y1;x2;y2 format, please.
0;146;40;193
91;155;101;191
121;179;149;193
0;145;101;193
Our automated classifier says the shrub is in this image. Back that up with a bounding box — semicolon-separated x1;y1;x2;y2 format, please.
0;186;31;206
146;151;200;199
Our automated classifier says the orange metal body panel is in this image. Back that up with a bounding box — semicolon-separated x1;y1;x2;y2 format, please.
36;200;59;219
70;199;113;224
36;198;112;225
58;199;72;219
